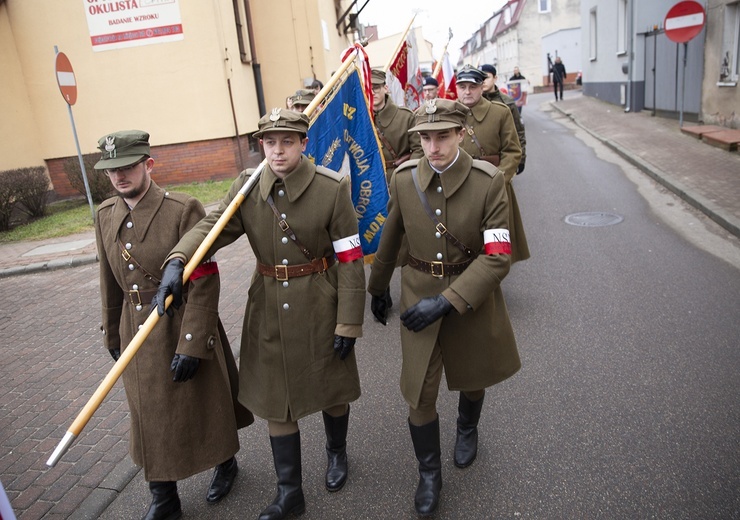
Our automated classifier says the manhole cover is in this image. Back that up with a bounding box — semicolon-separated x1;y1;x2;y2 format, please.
564;212;624;227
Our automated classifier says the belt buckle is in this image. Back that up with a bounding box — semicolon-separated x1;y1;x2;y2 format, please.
431;261;444;279
275;265;289;281
128;289;142;306
435;222;447;235
121;249;131;261
319;257;329;274
279;220;290;232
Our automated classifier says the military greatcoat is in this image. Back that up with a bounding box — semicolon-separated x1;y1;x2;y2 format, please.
485;87;527;165
168;157;365;422
96;182;252;482
368;153;520;408
461;97;530;263
374;94;423;182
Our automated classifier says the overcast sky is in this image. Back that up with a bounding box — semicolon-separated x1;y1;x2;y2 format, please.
355;0;507;64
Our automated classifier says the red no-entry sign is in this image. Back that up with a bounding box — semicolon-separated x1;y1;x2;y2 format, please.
664;1;706;43
55;52;77;105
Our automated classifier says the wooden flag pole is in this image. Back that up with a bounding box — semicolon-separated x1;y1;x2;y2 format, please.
47;48;364;469
432;28;453;80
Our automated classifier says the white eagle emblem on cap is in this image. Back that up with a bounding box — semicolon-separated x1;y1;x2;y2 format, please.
424;99;437;114
104;136;116;158
269;108;281;122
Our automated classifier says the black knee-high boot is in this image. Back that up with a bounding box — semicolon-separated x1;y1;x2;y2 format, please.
143;481;181;520
454;392;484;468
408;417;442;517
258;432;305;520
322;407;349;492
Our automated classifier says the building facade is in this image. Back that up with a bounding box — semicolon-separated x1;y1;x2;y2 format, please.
0;0;357;198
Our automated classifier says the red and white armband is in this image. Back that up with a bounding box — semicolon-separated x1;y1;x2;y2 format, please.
333;234;363;263
483;229;511;255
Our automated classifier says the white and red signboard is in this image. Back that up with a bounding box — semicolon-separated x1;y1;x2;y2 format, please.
83;0;184;52
55;52;77;106
664;1;706;43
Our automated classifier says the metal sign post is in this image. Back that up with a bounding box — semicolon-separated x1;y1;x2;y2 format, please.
663;1;706;127
55;46;95;222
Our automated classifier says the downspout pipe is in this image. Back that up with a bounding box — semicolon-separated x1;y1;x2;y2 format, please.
625;0;635;112
244;0;266;116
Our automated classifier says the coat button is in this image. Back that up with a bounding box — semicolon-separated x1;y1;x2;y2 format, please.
135;304;142;311
185;333;193;341
165;192;170;196
137;325;142;330
278;189;285;197
281;213;287;219
435;209;442;216
128;264;135;271
282;259;289;265
125;243;132;250
437;186;442;193
435;232;441;239
436;253;443;260
208;337;215;347
282;281;289;288
126;221;133;228
132;284;139;290
282;237;289;244
283;303;289;310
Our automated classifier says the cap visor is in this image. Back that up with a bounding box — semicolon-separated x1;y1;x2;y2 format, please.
93;154;146;170
408;121;461;133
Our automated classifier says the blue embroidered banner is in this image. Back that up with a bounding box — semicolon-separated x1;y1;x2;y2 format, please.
306;68;388;256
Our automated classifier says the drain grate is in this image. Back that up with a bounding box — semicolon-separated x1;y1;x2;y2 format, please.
564;212;624;227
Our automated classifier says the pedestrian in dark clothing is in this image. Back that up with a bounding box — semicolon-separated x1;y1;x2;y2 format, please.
551;57;566;101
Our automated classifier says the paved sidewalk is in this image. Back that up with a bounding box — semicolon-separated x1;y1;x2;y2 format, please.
1;92;739;519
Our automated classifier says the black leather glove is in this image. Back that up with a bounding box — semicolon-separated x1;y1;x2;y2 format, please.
400;294;453;332
108;348;120;362
371;292;389;325
333;335;356;361
153;259;184;317
517;161;525;174
170;353;200;382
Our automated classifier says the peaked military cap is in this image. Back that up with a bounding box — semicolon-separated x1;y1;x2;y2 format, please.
290;89;315;107
423;76;439;87
456;65;486;84
94;130;150;170
254;108;310;137
408;99;470;132
371;68;386;85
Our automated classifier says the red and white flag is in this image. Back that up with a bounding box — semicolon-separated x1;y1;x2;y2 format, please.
387;29;423;110
434;52;457;100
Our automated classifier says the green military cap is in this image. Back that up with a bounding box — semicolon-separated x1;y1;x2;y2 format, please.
408;99;470;132
94;130;150;170
254;108;310;137
371;68;386;85
290;89;315;107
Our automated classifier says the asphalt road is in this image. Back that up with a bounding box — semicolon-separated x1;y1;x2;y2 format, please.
62;93;740;519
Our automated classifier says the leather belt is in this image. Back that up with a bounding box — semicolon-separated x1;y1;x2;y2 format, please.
408;255;473;279
257;256;335;281
127;288;157;307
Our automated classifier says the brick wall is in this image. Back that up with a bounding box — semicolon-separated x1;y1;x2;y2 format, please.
46;135;262;200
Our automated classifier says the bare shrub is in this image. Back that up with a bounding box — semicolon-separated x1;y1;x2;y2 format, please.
13;166;52;218
64;153;113;203
0;171;17;231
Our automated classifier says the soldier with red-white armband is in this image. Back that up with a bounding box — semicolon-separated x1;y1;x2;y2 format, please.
367;99;521;517
155;109;366;520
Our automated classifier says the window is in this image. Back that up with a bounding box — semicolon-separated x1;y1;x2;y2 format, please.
719;2;740;82
589;8;598;61
539;0;551;13
617;0;627;55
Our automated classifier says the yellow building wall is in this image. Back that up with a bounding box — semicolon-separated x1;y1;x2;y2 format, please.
0;0;355;179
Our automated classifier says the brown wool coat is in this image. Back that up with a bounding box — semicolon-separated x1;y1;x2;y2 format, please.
485;87;527;164
461;97;531;263
96;182;253;482
167;158;365;422
374;95;423;183
368;154;520;408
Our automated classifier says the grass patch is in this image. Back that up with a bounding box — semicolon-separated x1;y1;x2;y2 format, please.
0;179;233;244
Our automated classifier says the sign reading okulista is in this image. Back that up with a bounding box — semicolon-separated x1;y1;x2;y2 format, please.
83;0;183;52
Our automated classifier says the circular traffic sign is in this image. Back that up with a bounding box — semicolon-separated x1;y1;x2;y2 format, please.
664;1;706;43
55;52;77;105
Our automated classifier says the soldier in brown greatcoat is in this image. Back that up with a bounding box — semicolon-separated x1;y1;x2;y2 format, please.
456;64;530;264
154;110;366;520
481;64;527;174
94;130;253;520
368;100;520;517
371;68;422;183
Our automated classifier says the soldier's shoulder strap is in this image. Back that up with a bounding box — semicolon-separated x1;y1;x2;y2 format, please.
471;159;501;178
394;158;420;174
315;165;344;182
